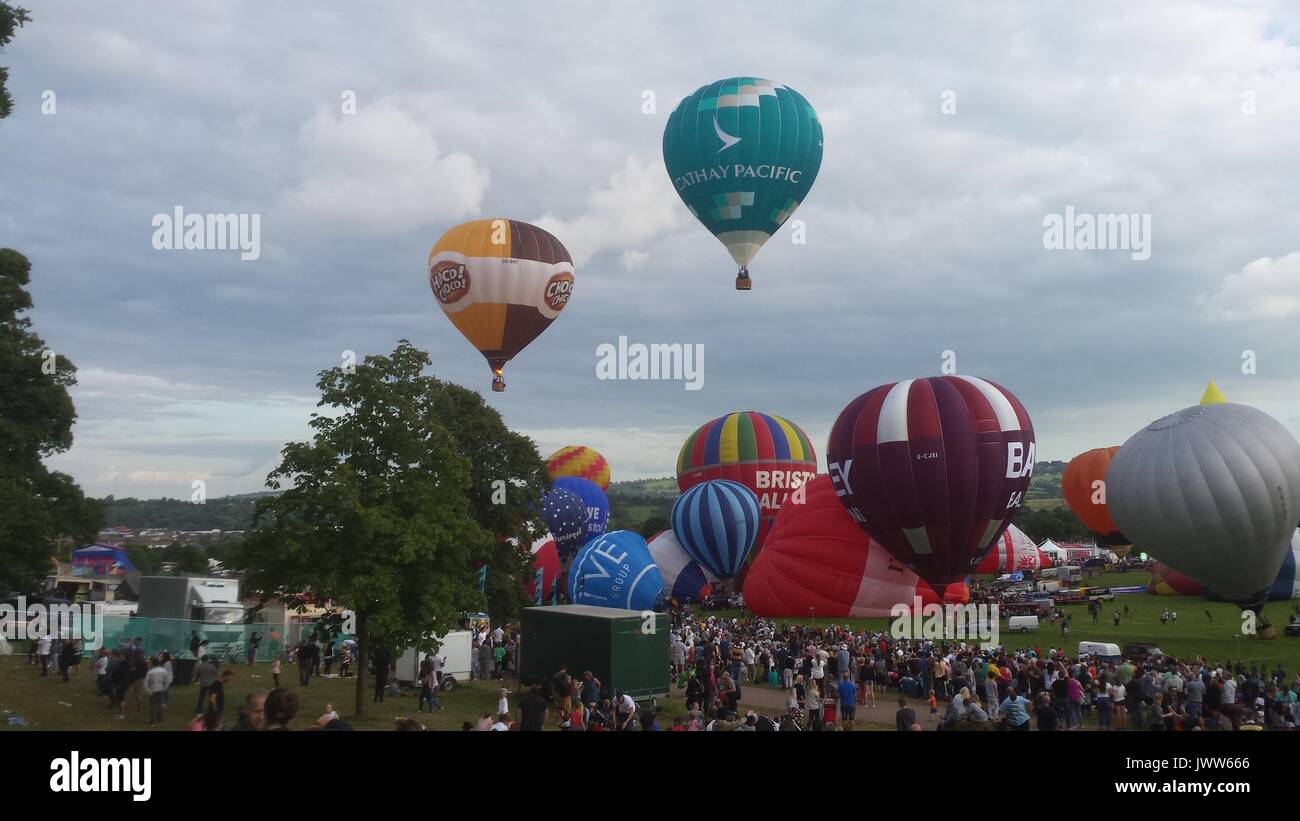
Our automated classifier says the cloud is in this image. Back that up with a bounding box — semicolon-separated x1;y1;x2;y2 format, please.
280;99;489;235
532;155;681;267
1197;252;1300;321
621;249;650;272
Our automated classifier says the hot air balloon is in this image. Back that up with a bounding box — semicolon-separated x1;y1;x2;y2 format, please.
1149;532;1300;601
1063;447;1129;549
1037;549;1055;569
552;477;609;541
427;218;574;392
677;411;817;555
545;445;610;490
1148;561;1205;596
670;479;761;580
742;475;942;618
539;488;588;558
1106;402;1300;623
1268;533;1300;601
662;77;823;289
647;530;715;603
826;375;1036;591
973;524;1041;574
525;536;561;603
568;531;665;611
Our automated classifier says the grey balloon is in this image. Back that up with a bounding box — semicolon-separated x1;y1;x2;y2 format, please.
1106;402;1300;603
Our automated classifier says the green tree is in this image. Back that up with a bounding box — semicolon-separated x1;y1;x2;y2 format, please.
0;249;102;593
0;3;30;120
638;512;669;539
174;544;209;576
123;543;160;576
238;341;539;719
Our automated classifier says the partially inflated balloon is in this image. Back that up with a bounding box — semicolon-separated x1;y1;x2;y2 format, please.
1148;561;1205;596
827;375;1036;588
1063;447;1127;545
742;475;941;618
647;530;715;603
662;77;823;289
677;411;817;554
568;531;665;611
1106;402;1300;605
428;218;574;392
540;488;587;558
973;524;1040;574
545;445;610;490
525;536;560;603
671;479;761;580
552;477;609;541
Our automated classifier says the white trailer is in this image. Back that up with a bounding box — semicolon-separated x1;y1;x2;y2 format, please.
395;629;475;691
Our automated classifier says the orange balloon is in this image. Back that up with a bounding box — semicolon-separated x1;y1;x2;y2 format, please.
1063;447;1126;542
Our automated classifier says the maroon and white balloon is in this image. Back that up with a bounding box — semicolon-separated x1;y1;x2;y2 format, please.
826;375;1036;588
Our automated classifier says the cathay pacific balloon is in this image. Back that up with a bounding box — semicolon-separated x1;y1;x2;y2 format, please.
647;530;715;603
568;530;665;611
552;477;609;541
826;375;1036;590
1106;402;1300;608
663;77;823;289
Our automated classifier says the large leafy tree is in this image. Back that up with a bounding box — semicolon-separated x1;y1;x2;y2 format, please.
0;249;102;593
238;341;546;718
0;3;30;120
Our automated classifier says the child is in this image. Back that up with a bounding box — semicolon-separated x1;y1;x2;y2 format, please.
929;691;939;721
497;688;510;717
321;702;339;722
271;654;281;688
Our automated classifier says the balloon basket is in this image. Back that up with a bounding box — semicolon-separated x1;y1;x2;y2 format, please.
491;374;506;392
735;269;751;291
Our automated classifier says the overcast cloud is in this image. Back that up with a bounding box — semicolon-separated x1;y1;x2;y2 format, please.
6;1;1300;499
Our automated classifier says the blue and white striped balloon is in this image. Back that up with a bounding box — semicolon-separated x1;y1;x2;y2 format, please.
670;479;760;580
1267;530;1300;601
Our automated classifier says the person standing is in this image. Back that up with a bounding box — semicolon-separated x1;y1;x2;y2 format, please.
144;658;169;727
247;631;261;665
109;650;131;720
36;634;51;677
189;631;201;659
518;685;549;731
838;672;857;724
297;642;312;686
194;655;218;714
371;646;391;703
1000;688;1032;731
895;696;916;731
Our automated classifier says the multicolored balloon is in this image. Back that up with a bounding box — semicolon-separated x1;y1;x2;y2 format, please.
545;445;610;490
662;77;824;289
428;218;574;392
677;411;816;554
647;530;715;603
1106;402;1300;605
742;475;943;618
670;479;760;580
568;530;664;611
826;375;1036;588
552;476;609;541
525;536;560;603
1063;447;1128;546
539;488;587;558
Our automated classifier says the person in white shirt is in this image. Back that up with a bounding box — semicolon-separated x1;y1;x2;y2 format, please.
492;626;504;644
490;713;510;731
36;634;52;677
144;659;170;726
498;688;510;716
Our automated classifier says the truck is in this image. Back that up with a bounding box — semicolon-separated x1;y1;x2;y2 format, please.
135;576;245;657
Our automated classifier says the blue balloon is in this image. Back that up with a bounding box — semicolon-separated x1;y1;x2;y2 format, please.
1267;532;1300;601
568;530;665;611
540;488;587;557
553;476;609;540
670;479;760;580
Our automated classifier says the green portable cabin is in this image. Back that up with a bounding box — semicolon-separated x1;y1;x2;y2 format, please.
519;605;669;700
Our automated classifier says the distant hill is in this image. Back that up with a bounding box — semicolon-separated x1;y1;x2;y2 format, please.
100;492;273;531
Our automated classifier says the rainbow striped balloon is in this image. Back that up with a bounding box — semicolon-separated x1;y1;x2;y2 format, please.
546;445;610;490
676;411;817;552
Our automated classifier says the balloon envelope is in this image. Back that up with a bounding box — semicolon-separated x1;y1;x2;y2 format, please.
974;524;1040;574
677;411;817;554
552;477;609;541
1063;447;1127;544
427;218;574;390
568;531;664;611
540;488;588;558
1106;402;1300;603
826;375;1036;587
662;77;824;274
742;476;941;618
545;445;610;490
647;530;715;603
525;537;560;602
671;479;761;580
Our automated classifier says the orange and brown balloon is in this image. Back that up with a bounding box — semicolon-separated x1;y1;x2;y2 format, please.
428;218;574;391
1063;446;1129;550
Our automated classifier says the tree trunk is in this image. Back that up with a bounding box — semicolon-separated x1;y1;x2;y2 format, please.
353;610;367;720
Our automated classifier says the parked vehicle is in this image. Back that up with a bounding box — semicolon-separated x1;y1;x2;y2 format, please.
1078;641;1122;664
1123;642;1165;663
1008;615;1040;633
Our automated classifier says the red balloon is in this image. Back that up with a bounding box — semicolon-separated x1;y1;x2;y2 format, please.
827;375;1036;588
525;537;560;601
973;525;1040;574
742;476;942;618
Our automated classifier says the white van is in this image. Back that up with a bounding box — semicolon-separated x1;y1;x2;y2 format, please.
395;630;475;690
1077;641;1121;664
1008;615;1039;633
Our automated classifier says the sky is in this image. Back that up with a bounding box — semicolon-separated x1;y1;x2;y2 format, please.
6;1;1300;500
